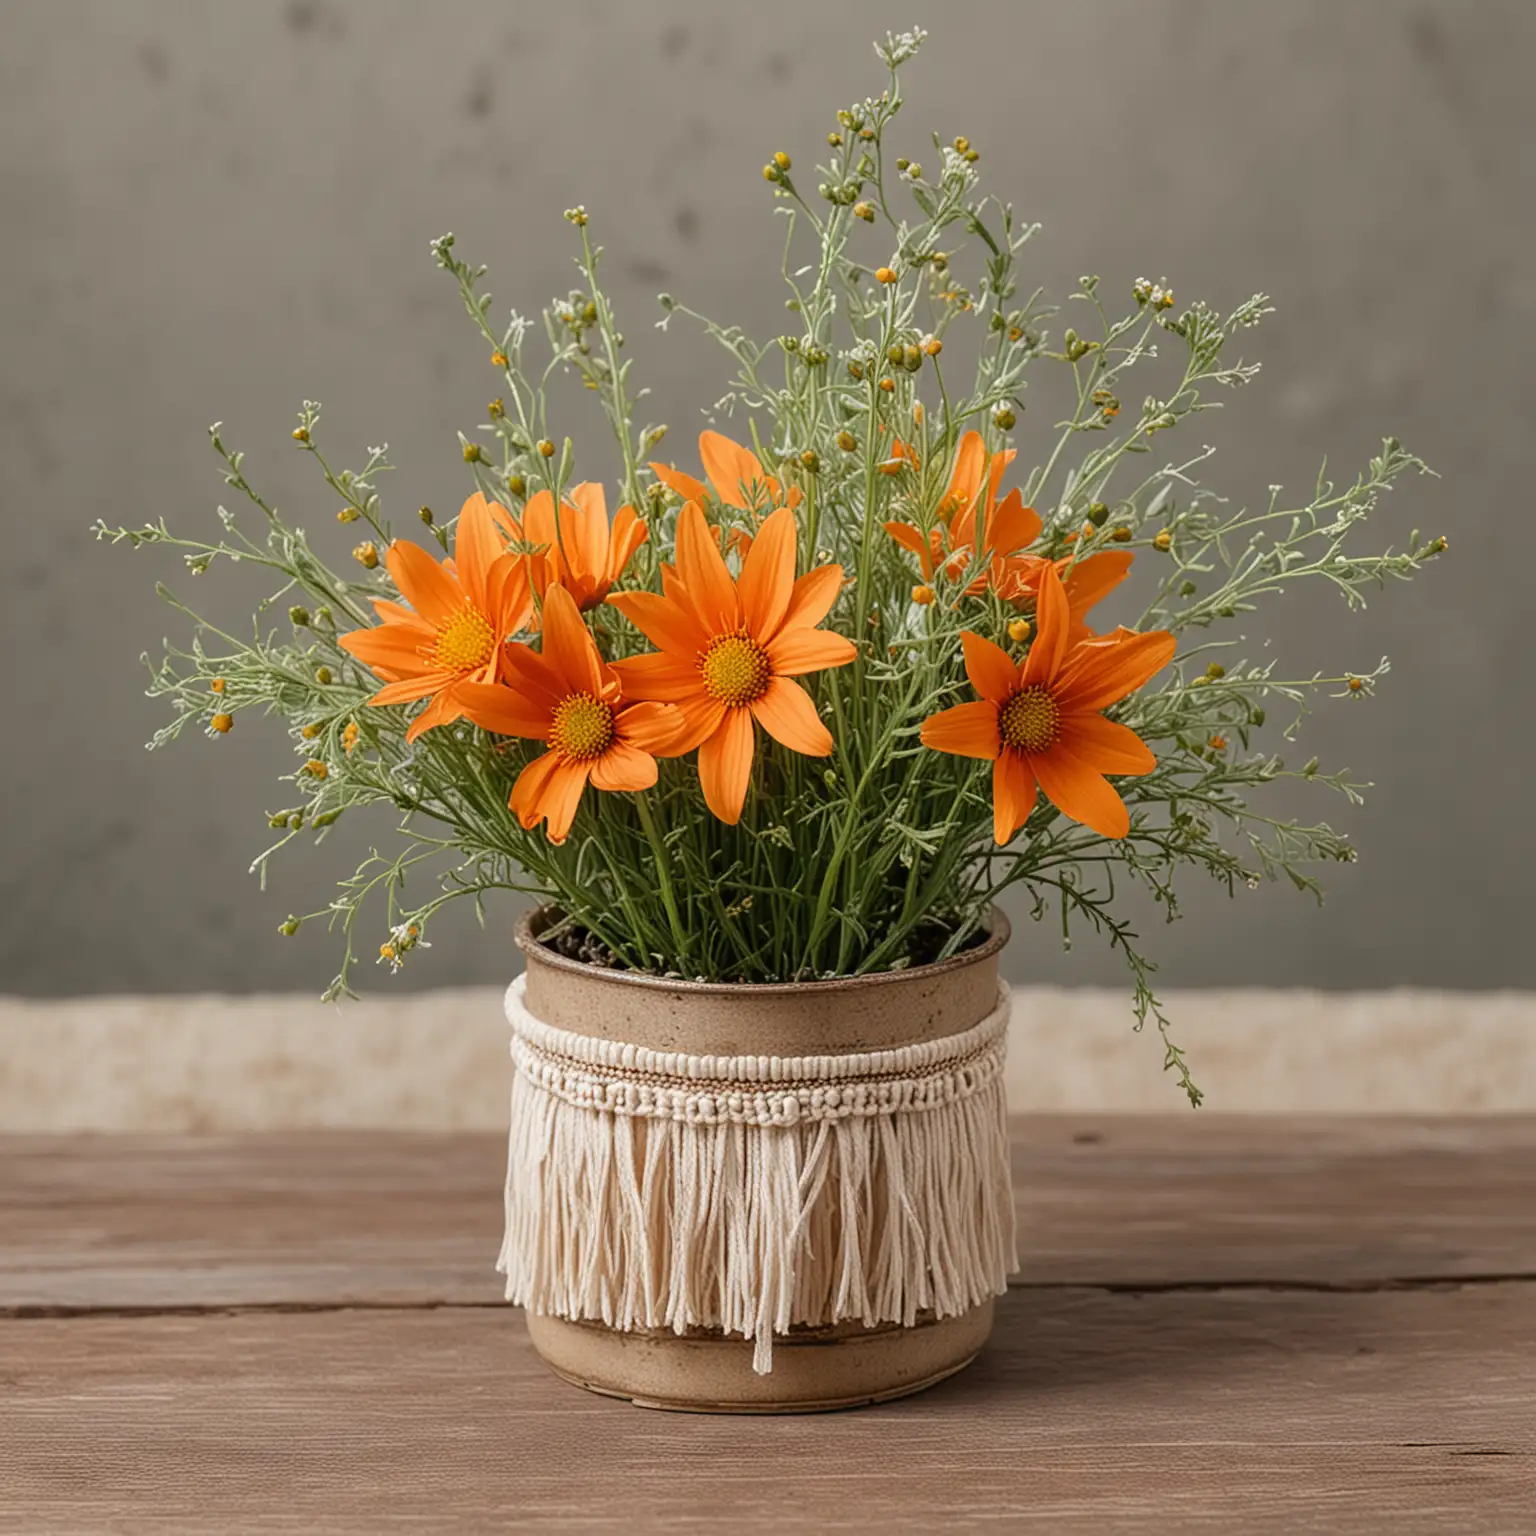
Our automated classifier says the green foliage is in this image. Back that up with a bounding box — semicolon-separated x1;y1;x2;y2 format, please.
99;29;1441;1103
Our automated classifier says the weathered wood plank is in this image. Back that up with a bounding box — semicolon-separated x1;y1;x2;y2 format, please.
4;1118;1535;1309
3;1288;1533;1534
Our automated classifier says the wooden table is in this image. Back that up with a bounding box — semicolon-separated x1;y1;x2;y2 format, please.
3;1119;1534;1532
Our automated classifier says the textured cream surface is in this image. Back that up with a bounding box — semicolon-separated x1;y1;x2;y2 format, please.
1;988;1532;1131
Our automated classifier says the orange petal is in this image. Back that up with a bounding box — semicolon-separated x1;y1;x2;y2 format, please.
673;499;739;635
562;481;609;588
609;650;704;702
993;750;1039;844
589;738;659;793
537;757;592;843
1032;744;1130;838
765;627;857;677
1054;630;1176;714
1057;713;1157;775
658;693;727;756
453;494;506;607
606;590;709;659
606;504;649;586
614;699;685;754
1021;561;1071;687
780;564;844;632
1061;550;1133;617
750;677;832;756
649;461;710;505
538;584;603;697
736;506;796;640
943;432;987;520
920;700;1000;760
698;430;764;510
367;670;456;707
498;641;568;712
509;750;559;827
385;539;463;629
403;686;464;743
454;681;552;740
520;490;560;571
980;488;1042;558
884;521;936;580
485;551;534;640
339;623;433;678
696;705;755;824
962;630;1020;705
370;597;431;630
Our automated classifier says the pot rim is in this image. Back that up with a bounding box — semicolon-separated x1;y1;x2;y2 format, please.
514;905;1010;998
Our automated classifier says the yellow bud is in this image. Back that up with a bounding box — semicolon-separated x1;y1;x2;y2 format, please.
773;150;791;170
1110;526;1133;543
827;132;843;147
304;759;328;779
912;584;935;606
342;720;360;753
1348;677;1364;692
853;201;876;223
291;427;310;444
507;474;526;496
931;252;948;271
1207;734;1227;752
1153;530;1172;552
379;942;396;960
353;541;379;569
800;450;820;472
336;506;360;523
210;677;227;694
921;335;942;356
1007;618;1031;644
418;505;434;525
314;666;332;686
537;439;556;458
462;442;483;464
488;398;505;420
210;712;233;733
953;136;970;154
878;377;896;393
994;408;1016;430
912;402;925;425
875;266;898;284
491;350;508;368
1206;662;1226;679
762;163;781;183
301;722;321;740
837;430;857;452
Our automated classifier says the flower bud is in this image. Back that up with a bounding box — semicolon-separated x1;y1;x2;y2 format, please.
1008;618;1031;644
1087;502;1110;527
537;439;556;459
304;759;328;779
353;541;379;569
875;266;898;285
911;584;935;605
854;201;876;222
1153;529;1172;552
210;713;233;733
336;506;360;524
315;666;332;685
507;474;526;496
290;606;311;626
1110;526;1133;543
462;442;483;464
994;408;1016;430
291;427;310;444
210;677;227;694
491;349;508;368
837;430;857;452
279;917;300;936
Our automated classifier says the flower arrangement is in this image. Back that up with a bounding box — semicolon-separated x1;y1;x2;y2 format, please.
101;29;1441;1105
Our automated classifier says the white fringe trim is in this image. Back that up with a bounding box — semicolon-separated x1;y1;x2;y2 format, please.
498;975;1017;1374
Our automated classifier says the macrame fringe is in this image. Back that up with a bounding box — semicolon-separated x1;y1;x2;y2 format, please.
498;976;1016;1374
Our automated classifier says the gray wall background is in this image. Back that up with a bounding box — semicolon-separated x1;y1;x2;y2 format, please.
2;0;1530;996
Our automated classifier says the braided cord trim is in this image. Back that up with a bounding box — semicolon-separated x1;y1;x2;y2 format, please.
504;976;1010;1127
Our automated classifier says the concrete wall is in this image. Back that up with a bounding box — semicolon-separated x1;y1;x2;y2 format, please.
2;0;1531;996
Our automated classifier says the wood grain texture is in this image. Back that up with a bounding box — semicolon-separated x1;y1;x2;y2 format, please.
3;1119;1534;1533
3;1291;1533;1534
4;1118;1535;1309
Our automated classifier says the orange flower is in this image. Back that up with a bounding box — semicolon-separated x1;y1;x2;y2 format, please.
339;494;532;742
608;501;855;824
921;562;1174;843
649;430;803;514
495;481;646;612
455;585;679;844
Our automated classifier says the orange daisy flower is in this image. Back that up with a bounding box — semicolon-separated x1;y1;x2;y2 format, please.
885;431;1133;623
496;481;647;612
339;493;532;742
921;562;1174;843
607;501;855;824
649;429;803;514
455;584;680;844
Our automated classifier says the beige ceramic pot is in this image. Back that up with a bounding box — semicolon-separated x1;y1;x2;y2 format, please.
504;907;1014;1414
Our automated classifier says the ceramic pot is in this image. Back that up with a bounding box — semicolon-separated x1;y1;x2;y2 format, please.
502;907;1014;1413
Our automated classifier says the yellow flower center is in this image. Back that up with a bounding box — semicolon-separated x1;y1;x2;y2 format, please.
998;685;1060;753
548;692;616;761
434;606;495;671
699;631;772;706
